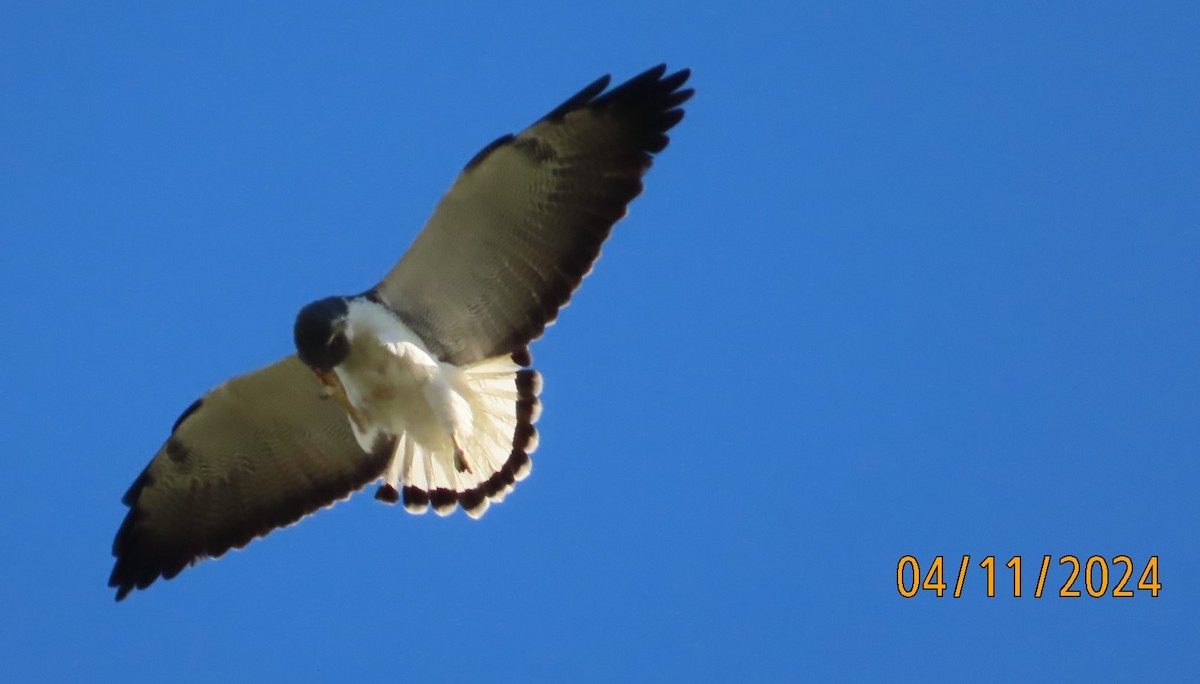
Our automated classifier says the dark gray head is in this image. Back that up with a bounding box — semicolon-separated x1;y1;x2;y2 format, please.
294;296;351;371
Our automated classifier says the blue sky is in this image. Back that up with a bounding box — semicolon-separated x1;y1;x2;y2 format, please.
2;1;1197;680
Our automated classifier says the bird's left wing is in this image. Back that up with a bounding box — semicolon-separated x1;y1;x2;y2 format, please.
109;356;393;600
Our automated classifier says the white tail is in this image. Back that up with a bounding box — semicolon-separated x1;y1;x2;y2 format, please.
374;354;542;518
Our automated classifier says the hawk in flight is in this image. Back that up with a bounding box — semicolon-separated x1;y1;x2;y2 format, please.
109;65;693;600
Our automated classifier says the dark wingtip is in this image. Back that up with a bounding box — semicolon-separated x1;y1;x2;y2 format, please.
109;464;156;599
539;73;613;123
539;65;693;133
592;64;691;111
109;420;393;601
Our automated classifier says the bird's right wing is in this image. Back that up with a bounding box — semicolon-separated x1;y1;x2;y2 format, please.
373;65;692;366
109;356;393;600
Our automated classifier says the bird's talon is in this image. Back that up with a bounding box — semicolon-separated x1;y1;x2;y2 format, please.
451;435;474;473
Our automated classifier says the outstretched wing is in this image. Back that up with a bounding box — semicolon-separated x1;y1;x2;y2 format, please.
374;64;693;365
109;356;393;600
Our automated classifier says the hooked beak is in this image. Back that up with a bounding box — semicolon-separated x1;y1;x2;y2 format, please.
328;318;348;343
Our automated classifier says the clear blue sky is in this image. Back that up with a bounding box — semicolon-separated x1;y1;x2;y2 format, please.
2;2;1196;681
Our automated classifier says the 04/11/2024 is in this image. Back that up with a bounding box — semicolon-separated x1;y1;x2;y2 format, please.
896;555;1161;598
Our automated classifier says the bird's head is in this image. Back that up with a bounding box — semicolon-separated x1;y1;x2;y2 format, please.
294;296;352;371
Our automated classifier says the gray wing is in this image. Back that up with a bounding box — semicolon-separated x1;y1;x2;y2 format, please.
109;356;393;600
374;64;692;365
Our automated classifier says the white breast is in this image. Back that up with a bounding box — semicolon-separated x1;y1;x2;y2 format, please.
330;297;541;520
334;299;473;454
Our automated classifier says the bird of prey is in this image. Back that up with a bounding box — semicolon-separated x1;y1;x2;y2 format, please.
108;65;692;600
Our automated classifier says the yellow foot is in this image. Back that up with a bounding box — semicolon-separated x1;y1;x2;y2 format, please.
451;434;474;474
314;369;367;433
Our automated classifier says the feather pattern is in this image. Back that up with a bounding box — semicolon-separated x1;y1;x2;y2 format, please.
109;65;691;600
375;64;693;365
108;357;393;601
